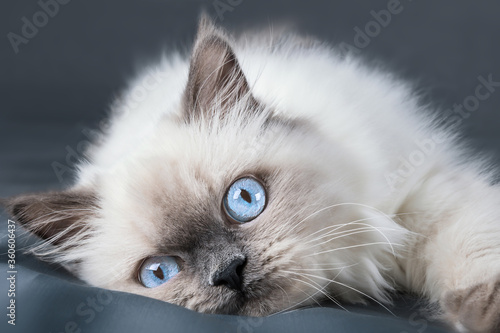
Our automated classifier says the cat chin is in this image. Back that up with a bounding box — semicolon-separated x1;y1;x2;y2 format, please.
180;285;316;316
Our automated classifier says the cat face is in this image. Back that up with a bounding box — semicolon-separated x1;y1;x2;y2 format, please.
4;16;402;315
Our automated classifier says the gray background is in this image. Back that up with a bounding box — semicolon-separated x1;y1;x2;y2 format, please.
1;0;500;196
0;1;499;332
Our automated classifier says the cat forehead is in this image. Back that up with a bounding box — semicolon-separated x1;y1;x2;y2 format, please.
121;112;300;177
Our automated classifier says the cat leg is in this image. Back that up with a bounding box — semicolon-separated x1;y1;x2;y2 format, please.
395;168;500;333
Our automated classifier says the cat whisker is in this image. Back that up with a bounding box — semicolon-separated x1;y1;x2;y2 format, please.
303;215;392;242
306;262;352;266
304;225;401;245
271;276;336;316
287;271;395;316
304;221;402;257
286;203;353;236
303;241;404;258
303;211;426;245
293;277;347;310
269;273;328;316
290;201;403;232
275;282;292;309
285;202;398;247
282;268;348;312
309;228;403;255
270;202;323;244
289;263;358;272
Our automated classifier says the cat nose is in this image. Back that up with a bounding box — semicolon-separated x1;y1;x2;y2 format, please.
212;257;246;291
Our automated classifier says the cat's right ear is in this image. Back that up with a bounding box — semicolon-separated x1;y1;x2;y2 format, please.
183;14;257;121
1;189;97;245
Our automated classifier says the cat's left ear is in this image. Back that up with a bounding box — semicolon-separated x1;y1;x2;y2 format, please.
1;189;97;245
183;14;257;120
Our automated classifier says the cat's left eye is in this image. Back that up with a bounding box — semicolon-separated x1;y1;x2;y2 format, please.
138;256;180;288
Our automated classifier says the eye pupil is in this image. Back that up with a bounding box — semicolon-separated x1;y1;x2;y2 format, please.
240;189;252;203
153;267;164;280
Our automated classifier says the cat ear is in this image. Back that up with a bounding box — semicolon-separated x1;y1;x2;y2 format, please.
2;190;97;245
183;14;256;120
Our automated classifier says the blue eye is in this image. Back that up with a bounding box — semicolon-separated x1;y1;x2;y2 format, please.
223;177;267;223
139;256;179;288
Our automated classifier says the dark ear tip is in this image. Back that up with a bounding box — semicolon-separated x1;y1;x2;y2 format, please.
1;194;42;225
195;11;225;42
198;11;215;29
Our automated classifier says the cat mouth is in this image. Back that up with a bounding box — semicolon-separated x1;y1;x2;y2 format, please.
208;281;284;316
198;281;267;315
200;291;248;315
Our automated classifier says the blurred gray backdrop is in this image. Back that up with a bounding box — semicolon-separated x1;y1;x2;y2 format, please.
1;0;499;196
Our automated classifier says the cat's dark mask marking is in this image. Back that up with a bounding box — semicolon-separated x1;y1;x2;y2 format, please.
2;190;97;245
152;182;248;288
183;14;260;122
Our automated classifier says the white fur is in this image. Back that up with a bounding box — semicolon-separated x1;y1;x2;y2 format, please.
65;29;500;328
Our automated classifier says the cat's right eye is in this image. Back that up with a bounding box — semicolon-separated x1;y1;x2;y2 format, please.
223;176;267;223
138;256;180;288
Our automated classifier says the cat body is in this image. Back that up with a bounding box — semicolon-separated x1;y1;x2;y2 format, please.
5;16;500;332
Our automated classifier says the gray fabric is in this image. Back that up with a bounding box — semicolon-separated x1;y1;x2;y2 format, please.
1;1;499;332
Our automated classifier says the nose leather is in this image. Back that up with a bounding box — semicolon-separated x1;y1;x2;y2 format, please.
211;257;246;291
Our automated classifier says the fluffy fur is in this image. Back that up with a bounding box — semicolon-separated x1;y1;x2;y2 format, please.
5;15;500;332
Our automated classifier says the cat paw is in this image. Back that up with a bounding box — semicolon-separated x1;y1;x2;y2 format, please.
442;279;500;333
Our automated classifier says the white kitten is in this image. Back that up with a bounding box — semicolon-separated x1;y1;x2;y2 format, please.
5;15;500;332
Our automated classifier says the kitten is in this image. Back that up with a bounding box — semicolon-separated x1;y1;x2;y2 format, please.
4;15;500;332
